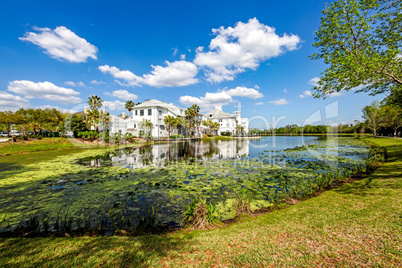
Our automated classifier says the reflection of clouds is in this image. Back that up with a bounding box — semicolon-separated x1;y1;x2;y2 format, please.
107;140;250;169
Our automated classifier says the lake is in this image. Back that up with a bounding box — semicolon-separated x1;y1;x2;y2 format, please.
0;136;370;235
76;136;323;169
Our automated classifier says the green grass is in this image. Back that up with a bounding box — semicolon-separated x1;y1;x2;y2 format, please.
0;138;82;155
0;138;146;155
0;137;401;267
201;135;235;141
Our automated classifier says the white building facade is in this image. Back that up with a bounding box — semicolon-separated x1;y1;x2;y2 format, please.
108;99;249;138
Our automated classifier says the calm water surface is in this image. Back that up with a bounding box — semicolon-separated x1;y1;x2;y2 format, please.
77;136;322;169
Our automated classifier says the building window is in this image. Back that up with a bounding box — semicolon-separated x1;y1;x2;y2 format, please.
219;119;223;122
140;110;144;116
159;110;162;115
135;110;138;116
210;114;212;117
134;123;137;129
148;109;152;115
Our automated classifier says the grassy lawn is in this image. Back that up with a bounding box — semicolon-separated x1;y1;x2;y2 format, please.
0;137;401;267
201;135;235;141
0;138;82;155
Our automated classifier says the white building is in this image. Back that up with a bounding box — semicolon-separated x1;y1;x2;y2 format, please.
108;99;249;138
205;106;249;135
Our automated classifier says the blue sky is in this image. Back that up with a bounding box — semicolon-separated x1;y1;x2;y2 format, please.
0;0;385;128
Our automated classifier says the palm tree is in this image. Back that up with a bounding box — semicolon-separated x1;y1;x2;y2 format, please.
176;117;187;136
164;115;176;137
141;119;153;139
190;104;200;136
88;95;102;111
125;100;134;118
212;121;220;135
185;107;193;136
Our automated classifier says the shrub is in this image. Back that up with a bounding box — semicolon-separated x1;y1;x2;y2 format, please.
99;131;110;143
169;135;184;139
221;131;232;136
110;133;122;144
234;192;252;215
124;132;136;143
78;131;99;142
185;196;219;228
37;135;42;140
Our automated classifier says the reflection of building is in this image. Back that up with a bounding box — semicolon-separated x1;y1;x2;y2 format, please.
102;140;250;169
108;99;249;138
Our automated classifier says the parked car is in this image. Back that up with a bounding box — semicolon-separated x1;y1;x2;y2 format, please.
0;132;8;137
10;130;21;136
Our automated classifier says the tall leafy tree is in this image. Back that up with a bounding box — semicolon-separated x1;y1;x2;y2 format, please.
141;119;153;139
0;111;24;137
87;95;103;132
125;100;135;117
362;101;383;136
88;95;102;110
381;105;402;136
164;115;176;137
310;0;402;97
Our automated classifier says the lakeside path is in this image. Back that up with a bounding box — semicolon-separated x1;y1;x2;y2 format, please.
0;137;401;267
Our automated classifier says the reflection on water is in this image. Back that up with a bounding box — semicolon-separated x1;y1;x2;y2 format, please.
77;136;322;169
78;139;251;169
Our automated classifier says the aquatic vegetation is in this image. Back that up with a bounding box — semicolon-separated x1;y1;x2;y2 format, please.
184;196;219;228
0;136;380;236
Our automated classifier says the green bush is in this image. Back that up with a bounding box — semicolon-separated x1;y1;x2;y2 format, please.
220;131;232;136
185;196;219;228
169;135;184;139
78;131;99;141
124;132;136;143
110;133;122;144
99;131;110;143
37;135;42;140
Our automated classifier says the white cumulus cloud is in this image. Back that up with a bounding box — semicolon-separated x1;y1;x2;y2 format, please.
7;80;82;104
19;26;98;63
102;100;126;111
255;102;264;105
308;77;320;87
99;60;199;88
179;86;263;110
225;86;263;99
269;98;289;105
104;90;138;101
143;60;199;87
180;92;233;111
194;18;300;83
99;65;143;86
64;81;85;87
299;90;312;98
36;105;77;114
90;80;105;85
0;91;29;111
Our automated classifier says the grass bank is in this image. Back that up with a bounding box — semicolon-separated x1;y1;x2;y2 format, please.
0;138;84;155
0;138;147;156
201;135;235;141
0;137;401;267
